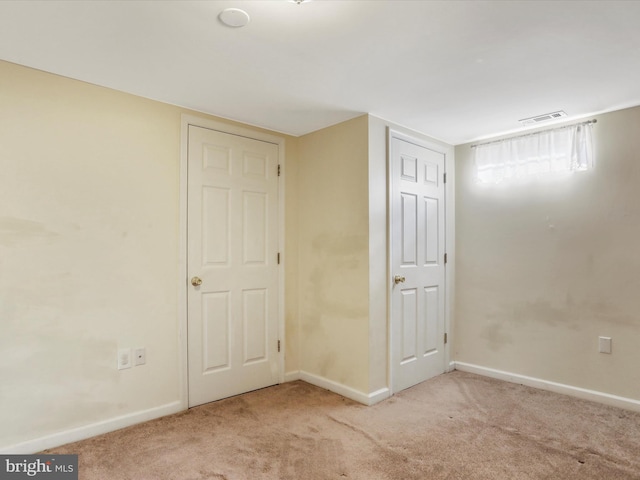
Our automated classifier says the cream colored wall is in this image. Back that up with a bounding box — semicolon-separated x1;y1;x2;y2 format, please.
297;115;371;394
454;106;640;401
0;60;299;450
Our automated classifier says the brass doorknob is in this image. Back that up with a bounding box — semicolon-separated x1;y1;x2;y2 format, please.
191;276;202;287
394;275;406;285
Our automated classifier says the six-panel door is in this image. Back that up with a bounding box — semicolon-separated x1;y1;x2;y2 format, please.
187;126;279;407
391;134;446;393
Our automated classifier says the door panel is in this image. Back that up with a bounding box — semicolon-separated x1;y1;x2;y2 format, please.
202;291;230;371
188;126;279;407
424;286;439;354
202;186;229;265
243;191;267;264
243;288;267;364
391;134;446;393
401;288;418;364
424;197;439;264
401;193;418;265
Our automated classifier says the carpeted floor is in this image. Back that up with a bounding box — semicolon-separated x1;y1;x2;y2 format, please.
45;371;640;479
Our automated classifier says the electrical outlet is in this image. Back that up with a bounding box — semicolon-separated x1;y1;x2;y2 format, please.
118;348;132;370
598;336;612;354
134;347;146;366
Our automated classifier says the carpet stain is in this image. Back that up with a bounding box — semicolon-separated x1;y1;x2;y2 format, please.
43;373;640;480
326;415;380;446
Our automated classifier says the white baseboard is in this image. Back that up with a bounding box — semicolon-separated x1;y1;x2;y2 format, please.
454;362;640;413
367;387;391;405
298;370;390;406
2;401;184;454
284;370;301;383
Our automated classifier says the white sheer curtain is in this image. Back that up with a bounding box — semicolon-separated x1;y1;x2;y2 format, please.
474;122;595;184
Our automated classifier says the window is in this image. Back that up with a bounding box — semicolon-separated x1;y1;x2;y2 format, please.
473;121;595;184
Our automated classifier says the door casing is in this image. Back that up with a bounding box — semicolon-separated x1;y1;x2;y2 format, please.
179;114;286;409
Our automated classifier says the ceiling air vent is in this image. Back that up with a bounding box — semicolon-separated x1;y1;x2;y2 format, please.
519;111;567;126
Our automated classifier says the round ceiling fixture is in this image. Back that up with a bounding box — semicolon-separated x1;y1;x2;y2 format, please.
219;8;250;28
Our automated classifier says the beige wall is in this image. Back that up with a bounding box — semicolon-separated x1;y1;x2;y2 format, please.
296;115;371;393
454;106;640;401
0;60;299;450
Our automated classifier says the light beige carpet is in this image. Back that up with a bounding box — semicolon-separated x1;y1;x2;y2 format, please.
45;371;640;479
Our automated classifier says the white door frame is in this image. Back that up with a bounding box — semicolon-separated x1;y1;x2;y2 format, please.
387;128;455;395
178;114;286;409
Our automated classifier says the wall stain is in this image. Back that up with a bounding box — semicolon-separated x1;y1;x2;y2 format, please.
311;234;365;256
513;299;580;328
480;295;640;352
582;299;639;328
0;216;59;247
307;233;369;319
479;322;513;351
318;355;336;379
302;232;368;386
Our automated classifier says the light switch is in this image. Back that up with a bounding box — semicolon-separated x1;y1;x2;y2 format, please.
118;348;132;369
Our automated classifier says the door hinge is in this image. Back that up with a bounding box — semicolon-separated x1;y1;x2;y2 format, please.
443;172;447;183
278;340;281;353
278;164;281;177
444;333;448;344
277;252;281;264
444;253;448;264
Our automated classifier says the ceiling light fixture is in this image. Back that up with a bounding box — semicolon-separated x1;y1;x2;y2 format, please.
218;8;250;28
290;0;310;4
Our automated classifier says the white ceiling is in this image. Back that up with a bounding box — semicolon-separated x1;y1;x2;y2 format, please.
1;0;639;145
